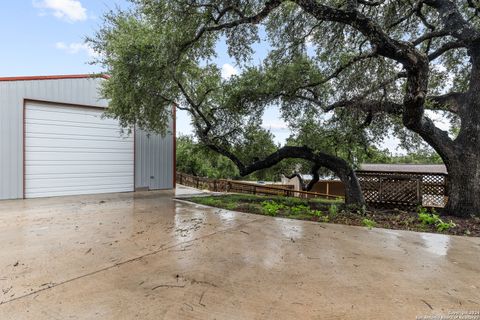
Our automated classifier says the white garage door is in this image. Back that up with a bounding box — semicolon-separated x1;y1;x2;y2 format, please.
25;102;134;198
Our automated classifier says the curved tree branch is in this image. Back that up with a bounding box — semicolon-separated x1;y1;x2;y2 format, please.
305;164;321;191
202;142;364;204
427;92;465;113
423;0;480;43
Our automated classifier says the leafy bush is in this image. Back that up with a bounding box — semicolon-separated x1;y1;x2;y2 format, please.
417;206;430;216
279;197;305;207
418;212;438;225
328;204;339;218
225;202;238;210
289;205;310;215
261;201;284;216
311;210;323;217
417;207;456;232
436;220;456;232
362;218;377;229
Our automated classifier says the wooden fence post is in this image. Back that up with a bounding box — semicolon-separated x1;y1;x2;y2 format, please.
378;177;383;202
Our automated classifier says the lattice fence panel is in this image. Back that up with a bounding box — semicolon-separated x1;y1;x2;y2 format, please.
357;175;381;203
379;176;420;204
422;174;447;207
356;171;447;208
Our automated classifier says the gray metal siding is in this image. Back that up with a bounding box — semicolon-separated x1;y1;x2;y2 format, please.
0;77;174;200
135;125;174;190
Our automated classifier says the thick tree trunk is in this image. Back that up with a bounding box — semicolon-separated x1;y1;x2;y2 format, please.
444;156;480;217
338;169;365;206
443;45;480;217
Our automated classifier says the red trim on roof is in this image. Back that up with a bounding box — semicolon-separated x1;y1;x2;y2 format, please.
0;74;109;82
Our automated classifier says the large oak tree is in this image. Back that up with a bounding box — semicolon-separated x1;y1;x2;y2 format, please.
91;0;480;216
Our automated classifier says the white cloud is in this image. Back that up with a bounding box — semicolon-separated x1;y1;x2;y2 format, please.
221;63;239;80
262;120;289;131
34;0;87;22
56;42;99;58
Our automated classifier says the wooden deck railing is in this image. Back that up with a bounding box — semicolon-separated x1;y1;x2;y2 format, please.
176;172;343;200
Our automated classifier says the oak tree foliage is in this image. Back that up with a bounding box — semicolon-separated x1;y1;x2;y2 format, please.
90;0;480;215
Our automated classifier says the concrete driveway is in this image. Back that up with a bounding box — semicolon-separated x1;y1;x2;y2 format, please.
0;186;479;319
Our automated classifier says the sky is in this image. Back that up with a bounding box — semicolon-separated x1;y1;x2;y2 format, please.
0;0;448;154
0;0;292;144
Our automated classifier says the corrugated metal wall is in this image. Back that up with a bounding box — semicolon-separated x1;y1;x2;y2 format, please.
0;77;174;200
135;126;174;190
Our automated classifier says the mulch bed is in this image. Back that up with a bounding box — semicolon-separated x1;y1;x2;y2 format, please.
328;209;480;237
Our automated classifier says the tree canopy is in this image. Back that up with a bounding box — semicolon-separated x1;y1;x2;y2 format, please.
90;0;480;216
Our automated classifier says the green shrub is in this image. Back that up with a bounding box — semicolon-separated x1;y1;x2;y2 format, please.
418;212;438;225
436;220;456;232
328;204;339;217
261;201;284;216
289;204;310;215
225;202;238;210
362;218;377;229
417;207;456;232
279;197;304;207
311;210;324;217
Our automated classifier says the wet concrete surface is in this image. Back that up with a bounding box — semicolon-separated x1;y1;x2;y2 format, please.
0;186;479;319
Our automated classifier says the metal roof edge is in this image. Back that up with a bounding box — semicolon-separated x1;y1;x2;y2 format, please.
0;74;109;82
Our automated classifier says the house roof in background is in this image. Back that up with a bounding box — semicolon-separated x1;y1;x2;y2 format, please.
359;163;447;174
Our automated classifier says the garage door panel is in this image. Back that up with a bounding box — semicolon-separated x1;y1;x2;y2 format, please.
26;164;133;175
26;172;133;180
27;104;119;126
26;176;133;189
26;112;120;124
26;117;121;129
26;185;134;198
26;118;122;131
26;123;127;138
26;151;133;162
26;137;133;149
25;103;134;198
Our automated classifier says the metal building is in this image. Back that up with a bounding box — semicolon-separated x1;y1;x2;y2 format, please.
0;75;175;200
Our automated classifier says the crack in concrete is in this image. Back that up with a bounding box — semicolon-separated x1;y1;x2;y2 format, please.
0;217;265;307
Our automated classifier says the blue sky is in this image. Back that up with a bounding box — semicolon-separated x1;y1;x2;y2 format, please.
0;1;128;76
0;0;292;143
